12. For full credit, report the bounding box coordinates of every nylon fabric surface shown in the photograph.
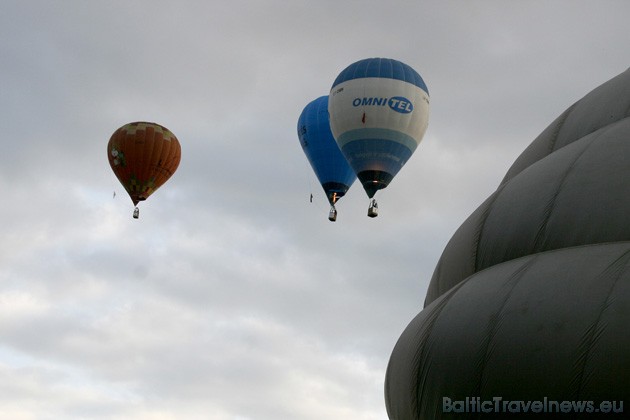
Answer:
[387,244,630,419]
[107,121,181,206]
[297,96,356,204]
[425,69,630,306]
[328,58,430,199]
[386,68,630,419]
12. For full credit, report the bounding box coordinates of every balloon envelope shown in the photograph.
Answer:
[386,243,630,419]
[328,58,430,198]
[297,96,356,205]
[424,67,630,306]
[107,121,181,206]
[385,68,630,419]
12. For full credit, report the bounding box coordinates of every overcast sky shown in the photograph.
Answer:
[1,1,629,419]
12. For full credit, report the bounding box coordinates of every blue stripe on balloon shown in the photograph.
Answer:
[331,58,428,94]
[336,128,418,152]
[341,138,413,178]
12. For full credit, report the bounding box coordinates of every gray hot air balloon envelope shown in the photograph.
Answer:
[385,67,630,419]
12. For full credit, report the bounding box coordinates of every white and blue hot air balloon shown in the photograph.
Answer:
[328,58,430,217]
[298,96,356,222]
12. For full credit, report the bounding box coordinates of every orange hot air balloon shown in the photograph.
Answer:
[107,121,181,218]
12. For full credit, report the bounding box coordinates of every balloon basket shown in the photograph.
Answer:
[368,199,378,218]
[328,206,338,222]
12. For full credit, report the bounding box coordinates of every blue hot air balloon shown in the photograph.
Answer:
[328,58,430,217]
[297,96,357,221]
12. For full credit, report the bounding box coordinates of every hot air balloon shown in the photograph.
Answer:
[328,58,430,217]
[385,68,630,419]
[298,96,356,221]
[107,121,181,219]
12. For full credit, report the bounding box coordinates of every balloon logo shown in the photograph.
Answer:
[298,96,356,221]
[107,121,181,218]
[328,57,429,217]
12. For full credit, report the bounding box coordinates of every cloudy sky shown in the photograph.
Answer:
[1,1,629,419]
